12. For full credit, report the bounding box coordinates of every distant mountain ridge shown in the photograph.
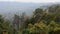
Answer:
[0,2,59,20]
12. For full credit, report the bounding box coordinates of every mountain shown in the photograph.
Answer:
[0,2,57,20]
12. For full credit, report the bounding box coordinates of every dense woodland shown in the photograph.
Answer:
[0,4,60,34]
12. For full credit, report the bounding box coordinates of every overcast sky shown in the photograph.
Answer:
[0,0,60,3]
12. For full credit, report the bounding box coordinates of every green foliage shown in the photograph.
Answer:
[22,21,47,34]
[22,21,60,34]
[1,4,60,34]
[0,15,14,34]
[29,8,44,24]
[21,5,60,34]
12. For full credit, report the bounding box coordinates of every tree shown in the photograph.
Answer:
[29,8,44,24]
[22,21,49,34]
[0,15,14,34]
[48,21,59,34]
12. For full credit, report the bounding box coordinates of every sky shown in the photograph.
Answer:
[0,0,60,3]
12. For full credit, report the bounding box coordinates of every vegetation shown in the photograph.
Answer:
[0,15,14,34]
[22,5,60,34]
[0,4,60,34]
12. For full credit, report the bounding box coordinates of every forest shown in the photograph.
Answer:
[0,4,60,34]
